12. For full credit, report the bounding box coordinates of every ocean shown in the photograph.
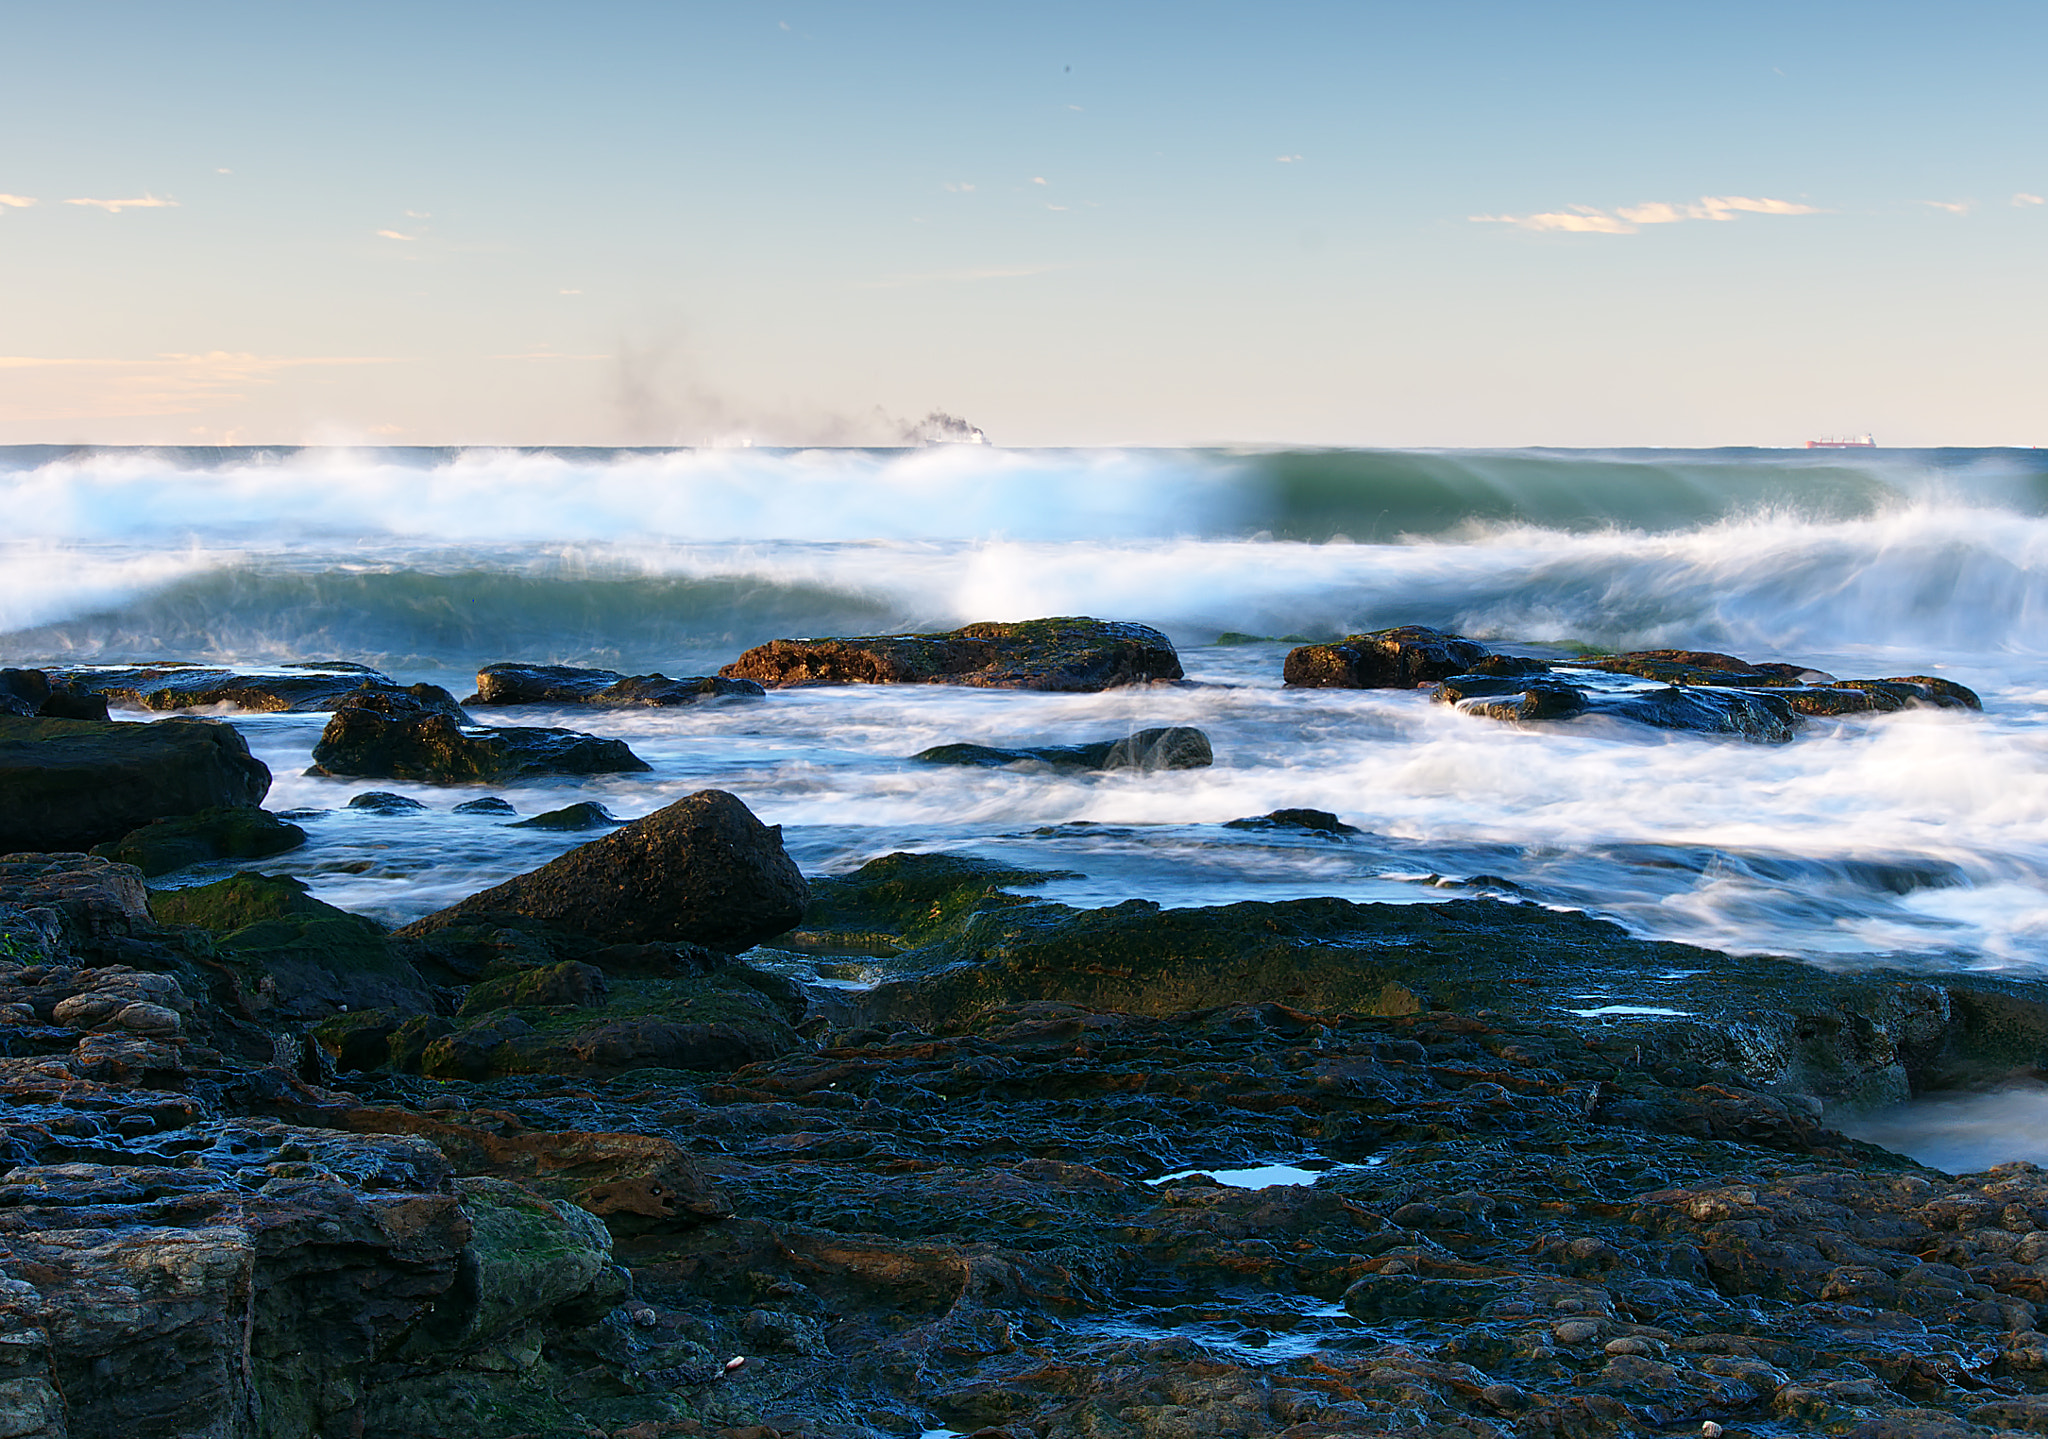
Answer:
[3,441,2044,983]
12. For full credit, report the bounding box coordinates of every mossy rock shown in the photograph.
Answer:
[153,872,431,1020]
[801,851,1075,948]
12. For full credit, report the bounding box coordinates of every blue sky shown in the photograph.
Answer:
[2,0,2043,446]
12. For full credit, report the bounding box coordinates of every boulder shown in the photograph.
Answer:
[306,684,649,784]
[89,804,306,877]
[468,663,765,707]
[1,668,109,720]
[398,789,808,952]
[1283,626,1511,688]
[47,660,394,712]
[0,715,271,853]
[913,726,1213,772]
[721,616,1182,691]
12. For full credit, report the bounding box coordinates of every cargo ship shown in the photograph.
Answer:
[1806,434,1876,448]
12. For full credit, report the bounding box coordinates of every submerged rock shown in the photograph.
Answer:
[914,725,1214,772]
[509,800,623,830]
[721,616,1183,690]
[1223,807,1362,834]
[89,804,306,876]
[468,662,767,706]
[399,789,808,952]
[345,790,426,813]
[306,683,650,784]
[0,715,272,853]
[46,660,394,712]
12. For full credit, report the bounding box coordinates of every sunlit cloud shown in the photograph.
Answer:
[0,194,37,209]
[2015,193,2046,206]
[1276,154,1303,163]
[559,288,583,295]
[942,181,975,193]
[376,229,417,241]
[492,350,606,361]
[64,194,180,213]
[0,351,405,422]
[1923,199,1972,214]
[1475,194,1822,235]
[1031,176,1048,186]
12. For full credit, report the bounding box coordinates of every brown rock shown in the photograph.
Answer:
[1283,626,1494,689]
[721,617,1181,691]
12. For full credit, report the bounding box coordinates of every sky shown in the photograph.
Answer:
[2,0,2044,448]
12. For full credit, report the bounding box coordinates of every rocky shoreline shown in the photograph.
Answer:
[0,620,2039,1439]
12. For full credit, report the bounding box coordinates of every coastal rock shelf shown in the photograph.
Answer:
[1287,626,1982,742]
[0,807,2046,1435]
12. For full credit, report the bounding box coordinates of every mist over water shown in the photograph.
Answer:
[4,443,2045,984]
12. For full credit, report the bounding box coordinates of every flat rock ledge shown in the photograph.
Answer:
[720,616,1184,691]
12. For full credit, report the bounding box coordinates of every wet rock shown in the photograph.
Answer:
[510,800,624,830]
[306,683,650,784]
[46,660,394,712]
[0,715,271,853]
[399,789,808,952]
[721,616,1183,691]
[1586,649,1826,687]
[1433,673,1591,722]
[1223,808,1363,835]
[1,668,109,720]
[453,796,517,815]
[90,804,307,877]
[1283,626,1502,689]
[1604,685,1799,742]
[469,663,766,706]
[914,726,1213,772]
[346,790,427,813]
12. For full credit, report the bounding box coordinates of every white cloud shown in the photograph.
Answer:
[1276,154,1303,163]
[215,168,232,175]
[1031,176,1048,186]
[559,288,583,295]
[1477,194,1822,235]
[943,181,975,193]
[404,209,430,219]
[1922,199,1972,214]
[64,194,179,212]
[376,229,416,241]
[2014,193,2044,207]
[0,194,35,209]
[1473,206,1637,234]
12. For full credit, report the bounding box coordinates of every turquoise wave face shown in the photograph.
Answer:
[3,443,2046,547]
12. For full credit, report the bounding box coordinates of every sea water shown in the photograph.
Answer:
[3,444,2043,985]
